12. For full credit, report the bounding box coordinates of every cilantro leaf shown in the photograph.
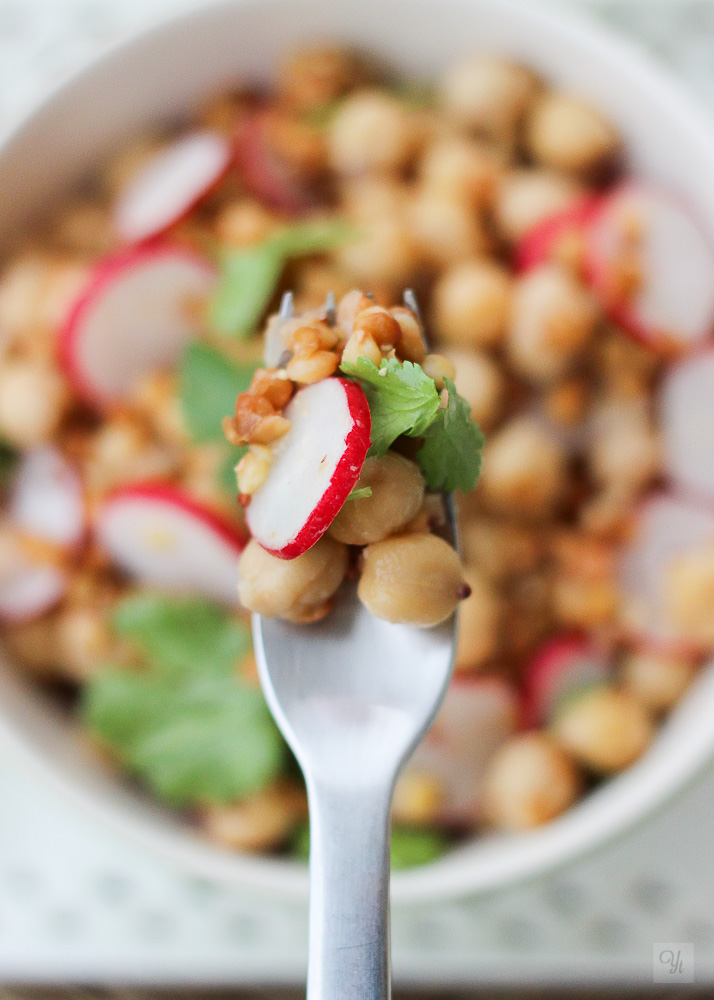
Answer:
[209,218,355,339]
[82,663,285,806]
[417,378,484,492]
[112,592,251,675]
[179,341,258,442]
[82,593,285,806]
[0,440,17,489]
[340,357,440,456]
[345,486,372,501]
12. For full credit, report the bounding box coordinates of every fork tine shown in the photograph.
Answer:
[324,291,337,326]
[403,288,430,350]
[279,290,294,319]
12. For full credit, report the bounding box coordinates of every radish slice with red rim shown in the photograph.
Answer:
[95,483,246,604]
[515,195,601,273]
[114,131,232,244]
[404,676,518,827]
[234,112,316,215]
[618,493,714,652]
[59,244,216,408]
[10,447,85,549]
[246,377,371,559]
[660,349,714,500]
[521,633,610,728]
[586,183,714,352]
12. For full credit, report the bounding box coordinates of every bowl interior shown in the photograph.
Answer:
[1,0,714,901]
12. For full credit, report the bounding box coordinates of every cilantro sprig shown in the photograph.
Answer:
[209,217,356,338]
[82,594,286,806]
[417,378,484,493]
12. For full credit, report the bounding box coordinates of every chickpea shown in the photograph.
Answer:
[340,176,408,221]
[392,771,443,825]
[419,137,500,208]
[328,90,416,174]
[461,516,540,582]
[130,371,189,447]
[334,216,417,288]
[279,47,360,111]
[56,605,113,681]
[358,533,467,627]
[622,650,698,714]
[236,445,272,496]
[664,544,714,648]
[84,417,180,496]
[494,168,583,243]
[391,306,426,364]
[442,349,504,428]
[407,189,486,267]
[214,199,278,248]
[552,574,618,628]
[508,264,598,384]
[421,353,456,390]
[455,567,501,672]
[296,261,352,307]
[238,535,348,622]
[341,329,382,368]
[589,400,660,494]
[336,289,373,337]
[329,453,425,545]
[201,782,307,852]
[553,687,655,773]
[483,732,581,831]
[0,358,69,448]
[432,260,511,348]
[441,56,539,143]
[526,91,619,175]
[544,377,588,427]
[480,417,566,519]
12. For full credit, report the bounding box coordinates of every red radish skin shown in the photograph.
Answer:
[247,378,371,559]
[521,633,610,728]
[115,131,232,244]
[10,447,86,550]
[515,195,602,273]
[585,182,714,353]
[404,675,518,827]
[96,483,246,604]
[234,112,316,215]
[58,244,216,409]
[618,491,714,654]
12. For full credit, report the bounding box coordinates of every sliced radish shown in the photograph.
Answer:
[660,349,714,499]
[521,633,611,728]
[0,526,66,622]
[618,493,714,651]
[10,447,85,549]
[95,483,246,604]
[247,378,370,558]
[114,131,232,244]
[404,676,518,827]
[58,244,216,408]
[234,112,315,215]
[586,182,714,352]
[516,195,601,272]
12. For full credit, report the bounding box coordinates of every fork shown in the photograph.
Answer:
[252,291,457,1000]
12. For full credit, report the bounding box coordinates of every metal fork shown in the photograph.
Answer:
[253,291,457,1000]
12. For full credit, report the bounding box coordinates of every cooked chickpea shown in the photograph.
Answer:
[286,349,339,384]
[483,732,581,830]
[328,90,416,174]
[664,544,714,648]
[84,418,180,495]
[334,216,417,288]
[455,567,501,672]
[552,574,618,628]
[358,533,467,626]
[508,264,598,384]
[391,306,426,364]
[236,445,273,496]
[622,650,698,714]
[214,199,278,248]
[480,417,566,518]
[56,605,113,681]
[340,176,408,221]
[341,329,382,367]
[421,353,456,390]
[526,91,619,175]
[494,169,583,243]
[392,771,443,825]
[238,535,348,622]
[279,47,359,111]
[0,358,69,448]
[589,400,660,494]
[432,260,511,348]
[461,517,540,582]
[407,189,486,267]
[441,56,539,143]
[544,377,588,427]
[352,305,401,348]
[130,371,189,447]
[419,137,500,207]
[329,453,425,546]
[200,782,307,852]
[553,687,655,773]
[443,349,504,428]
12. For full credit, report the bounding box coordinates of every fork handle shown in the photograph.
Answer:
[306,782,392,1000]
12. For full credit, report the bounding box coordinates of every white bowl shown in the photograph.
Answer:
[1,0,714,903]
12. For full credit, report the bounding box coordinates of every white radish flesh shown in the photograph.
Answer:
[10,447,85,549]
[660,350,714,499]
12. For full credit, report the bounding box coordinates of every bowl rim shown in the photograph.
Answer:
[2,0,714,902]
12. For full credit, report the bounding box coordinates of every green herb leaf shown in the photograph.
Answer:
[345,486,373,501]
[0,440,17,489]
[340,357,440,456]
[83,594,285,806]
[209,218,356,339]
[291,822,448,869]
[112,592,251,675]
[179,342,258,442]
[417,378,484,492]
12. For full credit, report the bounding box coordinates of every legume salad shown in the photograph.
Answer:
[0,45,712,860]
